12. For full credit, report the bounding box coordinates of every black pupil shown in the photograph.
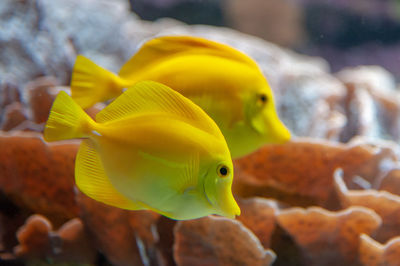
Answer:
[260,94,267,103]
[219,167,228,176]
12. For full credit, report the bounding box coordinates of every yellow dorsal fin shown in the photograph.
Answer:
[119,35,259,78]
[96,81,222,139]
[75,139,144,210]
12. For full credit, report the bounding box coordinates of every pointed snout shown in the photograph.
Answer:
[216,186,241,218]
[272,123,291,144]
[264,111,291,144]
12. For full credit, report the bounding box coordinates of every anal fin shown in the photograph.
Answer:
[75,139,144,210]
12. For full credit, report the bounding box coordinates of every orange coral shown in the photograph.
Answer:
[236,197,279,249]
[14,214,96,263]
[174,215,276,266]
[24,76,60,124]
[0,102,28,131]
[14,214,52,259]
[277,206,381,265]
[378,167,400,196]
[234,138,398,208]
[334,169,400,242]
[0,81,20,113]
[3,71,400,265]
[0,132,79,225]
[1,76,102,132]
[359,234,400,266]
[77,192,160,266]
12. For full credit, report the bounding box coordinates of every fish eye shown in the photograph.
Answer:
[217,164,229,178]
[258,93,268,104]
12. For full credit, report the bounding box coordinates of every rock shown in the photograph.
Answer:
[0,0,148,85]
[276,72,346,139]
[336,66,400,142]
[336,66,398,94]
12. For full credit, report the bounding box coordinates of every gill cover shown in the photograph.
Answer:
[203,162,240,218]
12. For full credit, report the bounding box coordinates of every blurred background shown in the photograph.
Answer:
[130,0,400,80]
[2,1,400,265]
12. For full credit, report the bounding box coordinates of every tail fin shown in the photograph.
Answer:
[70,55,126,109]
[44,91,94,142]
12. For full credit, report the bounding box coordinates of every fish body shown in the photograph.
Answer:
[44,81,240,220]
[71,35,291,158]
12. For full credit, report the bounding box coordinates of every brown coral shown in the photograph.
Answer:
[277,206,381,265]
[173,215,276,266]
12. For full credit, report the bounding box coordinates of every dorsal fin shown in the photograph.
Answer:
[119,35,259,78]
[96,81,222,139]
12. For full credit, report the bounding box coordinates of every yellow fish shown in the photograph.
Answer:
[44,81,240,220]
[71,35,290,158]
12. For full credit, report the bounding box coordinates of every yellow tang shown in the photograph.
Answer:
[71,35,291,158]
[44,81,240,220]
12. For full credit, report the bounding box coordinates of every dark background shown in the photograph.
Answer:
[130,0,400,80]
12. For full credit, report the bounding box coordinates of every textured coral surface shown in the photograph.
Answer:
[2,0,400,265]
